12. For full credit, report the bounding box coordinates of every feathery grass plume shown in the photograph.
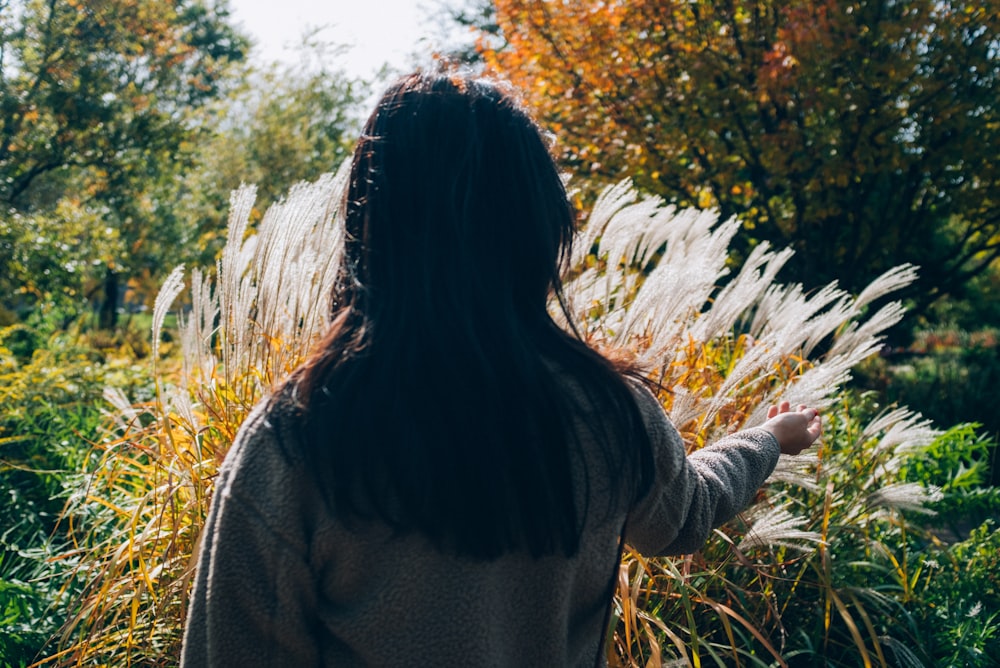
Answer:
[829,406,940,478]
[862,406,922,441]
[866,483,944,515]
[179,267,219,398]
[562,180,914,444]
[151,265,185,363]
[876,413,939,455]
[738,505,825,552]
[560,181,958,666]
[853,264,920,310]
[766,453,822,493]
[101,386,139,431]
[46,167,350,665]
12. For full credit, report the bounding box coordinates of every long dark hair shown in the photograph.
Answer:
[289,72,652,559]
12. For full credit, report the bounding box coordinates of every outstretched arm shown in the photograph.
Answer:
[625,384,821,556]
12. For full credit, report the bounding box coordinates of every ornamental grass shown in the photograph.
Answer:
[40,170,988,666]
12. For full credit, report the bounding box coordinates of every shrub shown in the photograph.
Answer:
[916,520,1000,666]
[903,422,1000,531]
[0,323,148,665]
[602,392,1000,667]
[560,185,996,667]
[46,173,349,665]
[46,174,992,666]
[872,327,1000,486]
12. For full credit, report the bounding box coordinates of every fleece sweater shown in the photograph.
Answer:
[180,380,780,667]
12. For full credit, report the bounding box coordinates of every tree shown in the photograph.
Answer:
[172,36,366,268]
[0,0,248,325]
[482,1,1000,311]
[431,0,501,65]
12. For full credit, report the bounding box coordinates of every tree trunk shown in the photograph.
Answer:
[99,268,119,329]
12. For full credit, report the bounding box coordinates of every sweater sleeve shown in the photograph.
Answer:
[181,405,321,668]
[624,381,780,556]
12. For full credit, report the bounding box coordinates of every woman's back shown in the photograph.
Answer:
[183,379,625,666]
[182,367,786,667]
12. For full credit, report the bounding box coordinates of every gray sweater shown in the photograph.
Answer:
[180,381,779,667]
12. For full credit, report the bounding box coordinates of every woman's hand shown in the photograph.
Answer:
[761,401,822,456]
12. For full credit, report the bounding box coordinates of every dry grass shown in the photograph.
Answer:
[42,173,934,666]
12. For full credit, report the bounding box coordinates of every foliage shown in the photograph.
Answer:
[45,172,350,665]
[607,395,1000,667]
[924,262,1000,333]
[0,321,149,665]
[432,0,502,65]
[0,0,248,324]
[481,0,1000,311]
[0,199,118,318]
[559,182,1000,666]
[45,172,936,665]
[857,327,1000,485]
[917,520,1000,666]
[173,36,366,267]
[904,423,1000,521]
[0,5,365,328]
[229,45,362,211]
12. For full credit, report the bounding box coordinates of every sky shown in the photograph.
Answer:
[226,0,450,81]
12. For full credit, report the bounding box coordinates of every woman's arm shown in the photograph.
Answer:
[624,383,819,556]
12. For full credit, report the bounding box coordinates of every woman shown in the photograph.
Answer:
[181,72,820,667]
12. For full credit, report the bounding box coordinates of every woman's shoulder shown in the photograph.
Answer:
[220,388,311,494]
[620,375,671,427]
[550,359,666,423]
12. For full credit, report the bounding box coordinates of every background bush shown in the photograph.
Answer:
[0,321,150,665]
[857,327,1000,486]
